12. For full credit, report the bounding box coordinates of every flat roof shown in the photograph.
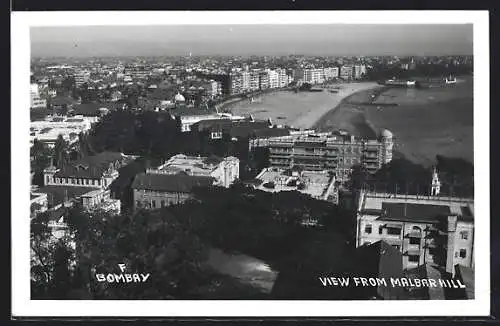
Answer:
[154,154,229,176]
[254,168,335,199]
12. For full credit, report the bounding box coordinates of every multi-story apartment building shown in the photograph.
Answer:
[276,68,288,88]
[241,71,251,92]
[230,71,243,95]
[259,71,270,90]
[324,67,340,80]
[340,65,354,80]
[268,69,279,89]
[355,188,474,275]
[265,129,394,182]
[131,154,239,209]
[249,70,260,91]
[294,68,324,85]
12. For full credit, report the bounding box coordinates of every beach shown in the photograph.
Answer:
[229,82,383,129]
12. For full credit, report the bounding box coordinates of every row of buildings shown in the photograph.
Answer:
[229,68,291,95]
[228,64,367,95]
[293,64,367,85]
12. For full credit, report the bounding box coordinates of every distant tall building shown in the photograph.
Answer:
[340,65,354,80]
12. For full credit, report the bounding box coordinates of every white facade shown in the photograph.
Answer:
[324,67,339,80]
[30,115,98,147]
[268,70,279,89]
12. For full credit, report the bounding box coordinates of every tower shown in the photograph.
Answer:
[430,167,441,196]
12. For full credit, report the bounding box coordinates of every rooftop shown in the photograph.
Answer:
[359,191,474,223]
[54,151,130,179]
[151,154,234,177]
[254,167,335,200]
[131,172,214,193]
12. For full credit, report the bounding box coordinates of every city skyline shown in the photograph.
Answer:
[31,24,473,58]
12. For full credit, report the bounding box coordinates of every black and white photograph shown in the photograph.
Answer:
[11,11,490,317]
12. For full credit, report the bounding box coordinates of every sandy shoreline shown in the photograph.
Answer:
[229,82,383,129]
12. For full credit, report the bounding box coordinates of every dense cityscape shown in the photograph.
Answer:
[30,48,475,300]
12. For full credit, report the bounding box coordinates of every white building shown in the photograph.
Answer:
[30,115,98,148]
[268,70,279,89]
[324,67,340,80]
[30,83,47,109]
[355,190,474,274]
[148,153,240,188]
[254,167,338,204]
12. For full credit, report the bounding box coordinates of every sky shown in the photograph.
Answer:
[30,24,473,57]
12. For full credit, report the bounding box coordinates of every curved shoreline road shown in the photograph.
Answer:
[229,82,382,130]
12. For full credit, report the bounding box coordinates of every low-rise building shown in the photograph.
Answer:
[131,173,214,209]
[147,154,240,188]
[253,167,338,204]
[131,154,240,210]
[43,151,134,190]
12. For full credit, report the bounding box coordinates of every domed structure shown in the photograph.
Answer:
[174,92,185,102]
[380,129,393,138]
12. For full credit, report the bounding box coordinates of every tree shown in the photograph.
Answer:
[31,139,53,186]
[53,135,69,168]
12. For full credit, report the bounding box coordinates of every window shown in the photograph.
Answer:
[161,200,165,208]
[365,224,372,234]
[408,255,420,263]
[460,231,469,240]
[409,237,420,245]
[459,249,467,258]
[77,179,80,185]
[152,200,156,208]
[378,226,383,234]
[86,179,89,185]
[71,179,75,184]
[387,227,401,235]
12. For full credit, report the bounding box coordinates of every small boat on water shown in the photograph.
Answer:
[445,75,457,84]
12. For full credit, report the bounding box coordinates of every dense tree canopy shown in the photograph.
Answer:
[348,157,473,198]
